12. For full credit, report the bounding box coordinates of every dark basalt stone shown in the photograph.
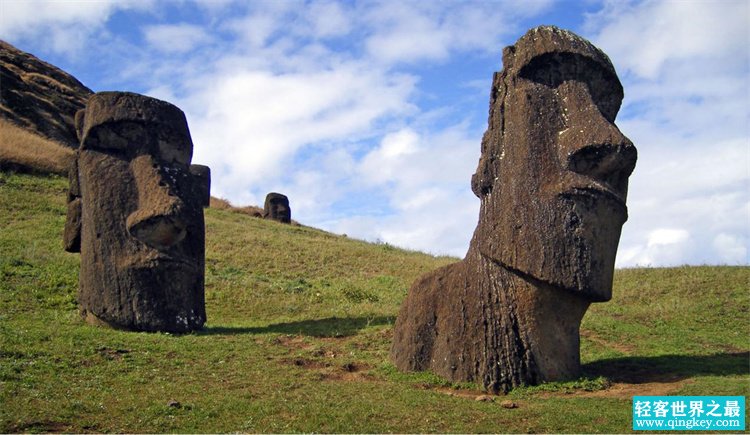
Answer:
[391,26,637,392]
[64,91,211,333]
[263,192,291,224]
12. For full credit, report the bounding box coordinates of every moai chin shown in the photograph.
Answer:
[263,192,291,223]
[390,26,637,392]
[64,92,211,333]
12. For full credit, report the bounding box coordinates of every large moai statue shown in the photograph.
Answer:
[391,26,637,392]
[263,192,291,223]
[64,92,211,332]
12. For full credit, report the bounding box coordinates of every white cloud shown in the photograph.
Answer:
[364,3,451,64]
[615,136,749,267]
[0,0,152,56]
[307,0,352,38]
[361,0,555,65]
[345,123,481,256]
[185,65,417,202]
[647,228,690,247]
[712,233,748,265]
[589,0,749,79]
[360,129,421,184]
[143,23,213,54]
[360,124,478,188]
[331,188,478,257]
[226,11,280,49]
[192,0,236,13]
[617,228,694,267]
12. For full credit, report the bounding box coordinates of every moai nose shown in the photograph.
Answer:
[126,154,187,249]
[557,81,637,194]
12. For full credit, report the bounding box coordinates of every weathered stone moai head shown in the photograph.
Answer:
[390,26,637,392]
[263,192,291,223]
[64,92,210,332]
[471,25,636,301]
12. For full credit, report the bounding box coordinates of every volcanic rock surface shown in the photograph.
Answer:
[65,92,210,333]
[0,40,93,148]
[391,26,637,392]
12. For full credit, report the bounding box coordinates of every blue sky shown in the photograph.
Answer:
[1,0,748,266]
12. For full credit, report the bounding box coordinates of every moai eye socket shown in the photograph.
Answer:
[81,121,151,154]
[519,52,623,122]
[157,127,192,166]
[81,121,193,165]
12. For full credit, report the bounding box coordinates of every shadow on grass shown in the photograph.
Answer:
[583,351,749,383]
[198,315,395,338]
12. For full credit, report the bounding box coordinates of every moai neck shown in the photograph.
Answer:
[472,247,591,387]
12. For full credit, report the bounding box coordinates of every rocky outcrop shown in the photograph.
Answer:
[391,26,637,392]
[0,40,93,148]
[65,92,210,333]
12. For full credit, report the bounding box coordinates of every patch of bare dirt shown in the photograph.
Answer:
[280,355,377,383]
[96,346,130,361]
[320,362,377,382]
[280,357,331,370]
[421,386,522,408]
[429,386,490,400]
[8,420,73,433]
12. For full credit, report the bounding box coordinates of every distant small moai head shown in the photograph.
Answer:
[471,25,637,301]
[64,91,210,332]
[263,192,291,223]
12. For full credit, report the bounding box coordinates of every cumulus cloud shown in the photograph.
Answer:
[0,0,152,56]
[712,233,748,265]
[613,124,748,267]
[143,23,213,54]
[307,1,352,38]
[362,0,554,65]
[332,189,478,257]
[185,65,417,204]
[589,0,748,79]
[343,123,480,256]
[617,228,693,267]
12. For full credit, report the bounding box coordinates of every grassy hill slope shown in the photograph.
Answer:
[1,172,748,433]
[0,119,74,175]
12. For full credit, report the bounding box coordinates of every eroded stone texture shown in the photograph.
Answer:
[263,192,291,223]
[0,40,93,147]
[391,26,637,392]
[64,92,211,332]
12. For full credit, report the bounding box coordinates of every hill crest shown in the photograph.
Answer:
[0,40,93,147]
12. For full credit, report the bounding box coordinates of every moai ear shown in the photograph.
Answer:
[189,164,211,208]
[471,144,495,198]
[470,72,505,199]
[74,109,85,143]
[63,155,81,253]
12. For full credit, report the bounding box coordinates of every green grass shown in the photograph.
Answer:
[1,172,748,433]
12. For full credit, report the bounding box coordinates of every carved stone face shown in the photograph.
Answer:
[65,92,210,332]
[471,27,637,301]
[264,192,291,223]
